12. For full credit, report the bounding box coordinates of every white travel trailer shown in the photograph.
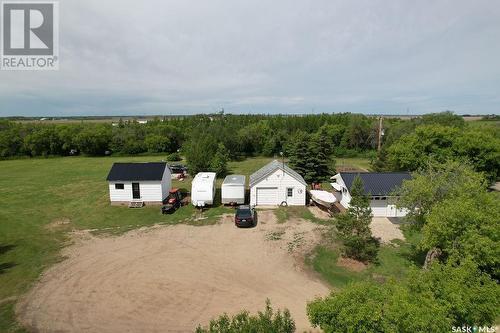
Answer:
[191,172,217,207]
[221,175,246,205]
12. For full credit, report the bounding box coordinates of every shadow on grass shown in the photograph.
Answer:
[0,244,17,275]
[0,245,15,256]
[0,262,16,275]
[399,243,426,267]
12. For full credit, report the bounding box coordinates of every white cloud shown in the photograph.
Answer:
[0,0,499,115]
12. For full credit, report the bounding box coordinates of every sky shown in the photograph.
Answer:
[1,0,500,116]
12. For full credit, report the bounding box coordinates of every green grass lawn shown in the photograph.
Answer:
[307,225,424,289]
[0,155,275,331]
[335,157,373,171]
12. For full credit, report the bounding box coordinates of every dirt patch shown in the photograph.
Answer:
[307,206,332,220]
[17,211,329,332]
[370,217,405,244]
[260,212,327,265]
[45,217,71,230]
[337,257,367,272]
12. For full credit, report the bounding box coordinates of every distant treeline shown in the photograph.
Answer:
[0,112,498,181]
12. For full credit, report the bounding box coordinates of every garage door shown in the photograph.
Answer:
[256,187,279,205]
[370,200,387,217]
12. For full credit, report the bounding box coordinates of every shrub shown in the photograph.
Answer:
[196,300,295,333]
[166,152,181,161]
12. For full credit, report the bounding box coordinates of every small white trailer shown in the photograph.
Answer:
[221,175,246,205]
[191,172,217,207]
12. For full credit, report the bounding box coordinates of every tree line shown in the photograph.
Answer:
[1,111,498,182]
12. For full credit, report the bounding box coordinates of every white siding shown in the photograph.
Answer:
[109,181,164,202]
[250,169,306,206]
[108,166,171,204]
[385,204,408,217]
[331,174,351,208]
[161,166,172,199]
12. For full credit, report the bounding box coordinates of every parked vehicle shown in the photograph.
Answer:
[191,172,217,207]
[221,175,246,205]
[169,164,187,179]
[234,205,257,227]
[161,188,183,214]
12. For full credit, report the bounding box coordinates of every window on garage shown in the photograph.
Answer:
[287,188,293,197]
[115,183,124,190]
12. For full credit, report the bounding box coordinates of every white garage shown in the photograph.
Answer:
[370,198,388,216]
[250,160,307,207]
[331,172,411,217]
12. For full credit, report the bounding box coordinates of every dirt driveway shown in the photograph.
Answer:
[17,211,329,332]
[370,217,405,243]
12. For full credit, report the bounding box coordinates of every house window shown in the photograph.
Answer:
[115,183,124,190]
[287,188,293,197]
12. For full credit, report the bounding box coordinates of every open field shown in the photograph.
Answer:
[0,155,414,331]
[6,115,494,124]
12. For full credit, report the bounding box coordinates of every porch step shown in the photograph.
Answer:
[128,201,144,208]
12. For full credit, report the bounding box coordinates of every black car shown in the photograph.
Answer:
[235,205,257,227]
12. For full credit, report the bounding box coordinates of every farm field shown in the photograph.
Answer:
[0,155,413,332]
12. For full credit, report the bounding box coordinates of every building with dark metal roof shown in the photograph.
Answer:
[106,162,172,205]
[106,162,168,181]
[338,172,411,196]
[331,172,411,217]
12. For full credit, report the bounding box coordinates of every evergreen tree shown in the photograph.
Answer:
[287,131,311,180]
[210,143,229,176]
[336,175,379,262]
[288,131,334,183]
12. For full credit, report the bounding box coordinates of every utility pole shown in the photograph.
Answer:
[377,116,383,152]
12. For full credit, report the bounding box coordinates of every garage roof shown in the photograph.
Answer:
[250,160,307,186]
[106,162,167,181]
[339,172,411,196]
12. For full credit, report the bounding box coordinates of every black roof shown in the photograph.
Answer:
[106,162,167,181]
[340,172,411,196]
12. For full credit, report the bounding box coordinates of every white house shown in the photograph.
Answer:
[191,172,217,207]
[106,162,171,205]
[330,172,411,217]
[249,160,306,207]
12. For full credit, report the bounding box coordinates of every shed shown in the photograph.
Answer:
[249,160,306,207]
[191,172,217,207]
[106,162,172,205]
[331,172,411,217]
[221,175,246,205]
